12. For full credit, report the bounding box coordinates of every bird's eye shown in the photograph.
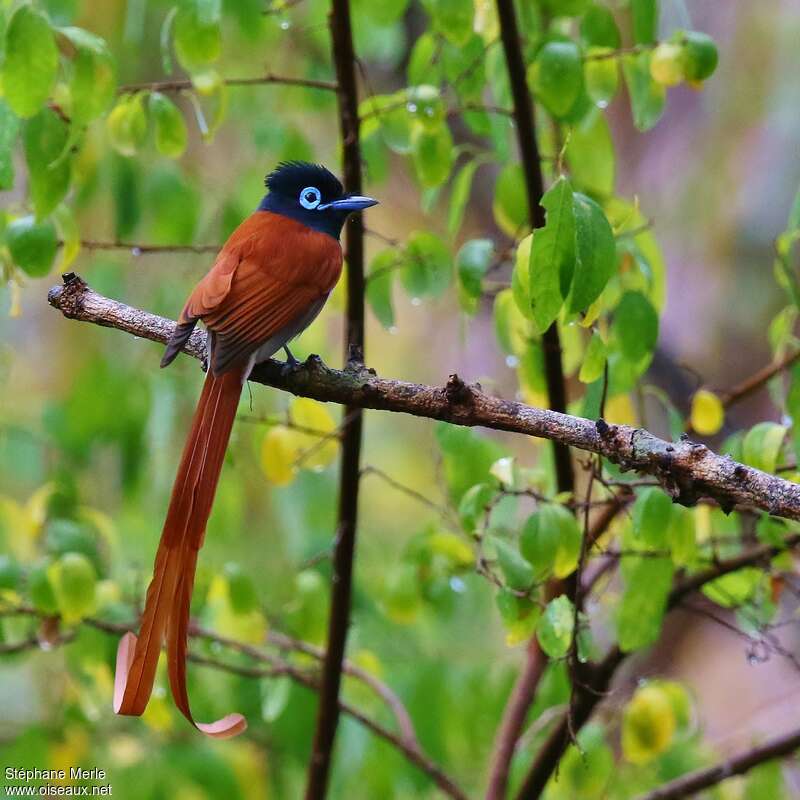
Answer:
[299,186,321,210]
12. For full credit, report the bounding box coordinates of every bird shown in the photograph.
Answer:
[112,161,377,738]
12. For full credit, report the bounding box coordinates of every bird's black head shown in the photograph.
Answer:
[258,161,378,239]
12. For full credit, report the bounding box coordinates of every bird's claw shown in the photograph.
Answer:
[280,346,301,377]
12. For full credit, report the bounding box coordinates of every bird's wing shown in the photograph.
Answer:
[179,212,342,374]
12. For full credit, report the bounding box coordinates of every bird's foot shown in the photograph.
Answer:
[280,347,302,377]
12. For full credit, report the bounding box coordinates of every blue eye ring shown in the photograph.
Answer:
[299,186,321,210]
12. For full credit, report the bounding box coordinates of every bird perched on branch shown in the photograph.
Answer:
[113,161,377,738]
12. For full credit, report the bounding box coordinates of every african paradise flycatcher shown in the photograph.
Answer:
[113,161,377,738]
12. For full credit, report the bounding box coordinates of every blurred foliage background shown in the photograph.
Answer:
[1,0,800,798]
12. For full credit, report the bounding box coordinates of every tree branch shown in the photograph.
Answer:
[635,726,800,800]
[487,1,574,792]
[74,240,221,255]
[513,531,800,799]
[1,606,466,799]
[304,2,366,797]
[117,73,338,95]
[47,273,800,524]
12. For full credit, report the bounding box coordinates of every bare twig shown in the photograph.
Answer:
[268,629,420,749]
[304,2,366,797]
[73,240,221,255]
[0,606,464,798]
[47,274,800,524]
[634,726,800,800]
[486,2,575,794]
[513,532,800,799]
[718,349,800,409]
[118,73,338,95]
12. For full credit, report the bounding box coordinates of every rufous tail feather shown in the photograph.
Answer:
[113,369,247,738]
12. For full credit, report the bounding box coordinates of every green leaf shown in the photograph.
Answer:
[742,422,787,474]
[631,0,658,45]
[174,0,222,71]
[584,50,619,107]
[612,291,659,363]
[401,231,451,298]
[529,40,584,119]
[580,4,621,49]
[360,93,413,154]
[622,52,666,132]
[411,122,454,189]
[617,557,674,651]
[457,238,493,314]
[632,487,673,548]
[6,215,58,277]
[529,176,575,332]
[366,249,397,328]
[493,537,534,592]
[458,482,496,533]
[537,594,575,658]
[49,551,97,625]
[0,101,20,190]
[448,159,478,238]
[421,0,473,46]
[59,26,117,124]
[493,288,530,356]
[224,563,258,614]
[407,32,441,86]
[682,31,719,82]
[106,94,148,157]
[565,109,615,196]
[568,193,616,313]
[23,109,72,218]
[442,34,486,102]
[579,332,607,383]
[558,723,614,797]
[744,761,784,800]
[149,91,188,158]
[436,422,506,502]
[702,567,762,608]
[28,561,58,615]
[511,234,532,318]
[520,503,582,580]
[493,163,529,238]
[2,5,59,118]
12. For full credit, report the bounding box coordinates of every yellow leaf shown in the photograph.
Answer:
[290,397,338,470]
[260,425,300,485]
[428,531,474,567]
[690,389,724,435]
[622,685,676,764]
[605,393,636,426]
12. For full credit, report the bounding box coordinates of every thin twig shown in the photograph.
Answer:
[513,532,800,799]
[73,240,221,255]
[117,73,338,95]
[46,274,800,525]
[485,2,574,795]
[0,606,464,798]
[303,2,366,797]
[634,726,800,800]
